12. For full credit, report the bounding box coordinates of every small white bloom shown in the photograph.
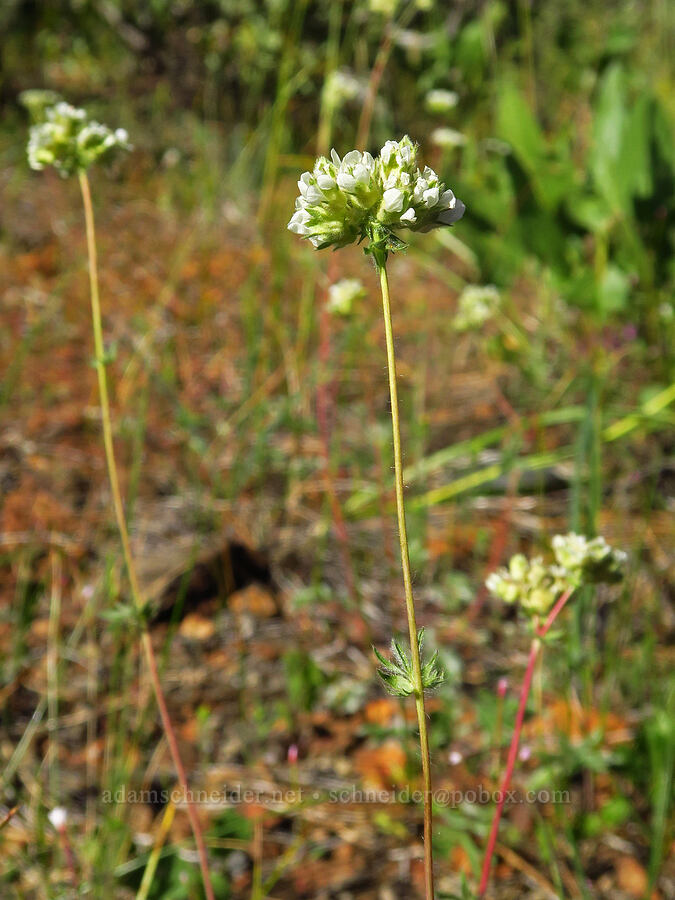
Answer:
[431,127,467,149]
[337,172,357,191]
[383,188,404,212]
[423,185,440,207]
[327,278,366,316]
[425,89,459,114]
[400,207,417,224]
[454,285,500,331]
[48,807,68,829]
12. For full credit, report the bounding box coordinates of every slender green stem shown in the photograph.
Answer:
[378,261,435,900]
[78,171,215,900]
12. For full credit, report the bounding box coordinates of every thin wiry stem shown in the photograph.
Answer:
[78,171,215,900]
[378,262,435,900]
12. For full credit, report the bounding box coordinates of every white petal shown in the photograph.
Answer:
[400,207,417,223]
[337,172,357,190]
[342,149,362,166]
[439,189,456,208]
[383,188,404,212]
[423,186,440,207]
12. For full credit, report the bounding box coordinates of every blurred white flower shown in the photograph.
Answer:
[431,127,467,150]
[323,69,363,108]
[425,89,459,115]
[486,533,626,618]
[48,807,68,829]
[552,533,626,584]
[454,285,500,331]
[27,101,131,177]
[327,278,365,316]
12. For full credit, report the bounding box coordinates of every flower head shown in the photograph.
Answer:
[288,135,464,252]
[552,533,626,585]
[486,533,626,620]
[48,807,68,829]
[327,278,366,316]
[454,284,500,331]
[486,554,570,616]
[425,89,459,115]
[27,101,131,178]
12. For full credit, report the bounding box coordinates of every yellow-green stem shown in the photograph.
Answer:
[78,171,215,900]
[378,262,435,900]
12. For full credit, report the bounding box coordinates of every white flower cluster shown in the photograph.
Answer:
[552,533,626,585]
[454,284,500,331]
[486,532,625,617]
[327,278,366,316]
[486,553,570,616]
[425,89,459,114]
[288,135,464,251]
[432,127,467,150]
[27,101,131,177]
[323,69,363,109]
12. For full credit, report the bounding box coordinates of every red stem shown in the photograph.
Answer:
[477,587,574,895]
[538,586,574,638]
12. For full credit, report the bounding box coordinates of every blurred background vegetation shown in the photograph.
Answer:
[0,1,673,898]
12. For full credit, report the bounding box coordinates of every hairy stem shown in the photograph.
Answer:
[78,171,215,900]
[378,262,435,900]
[478,586,575,895]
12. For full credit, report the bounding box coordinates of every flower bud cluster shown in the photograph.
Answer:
[288,135,464,251]
[27,101,131,177]
[486,554,571,616]
[552,533,626,585]
[486,532,625,617]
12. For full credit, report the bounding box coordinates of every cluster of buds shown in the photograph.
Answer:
[288,136,464,252]
[26,99,130,177]
[486,532,625,618]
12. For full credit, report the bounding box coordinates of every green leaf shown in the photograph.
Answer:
[497,80,546,174]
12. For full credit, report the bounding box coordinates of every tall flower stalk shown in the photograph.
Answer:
[289,135,464,900]
[478,534,626,895]
[26,99,215,900]
[377,256,435,899]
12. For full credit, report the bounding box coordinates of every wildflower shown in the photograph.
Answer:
[454,284,500,331]
[449,750,463,765]
[431,127,467,150]
[27,101,131,177]
[323,69,363,109]
[552,533,626,585]
[425,89,459,115]
[486,533,626,618]
[48,807,68,830]
[486,554,570,616]
[288,135,464,252]
[327,278,365,316]
[497,677,508,698]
